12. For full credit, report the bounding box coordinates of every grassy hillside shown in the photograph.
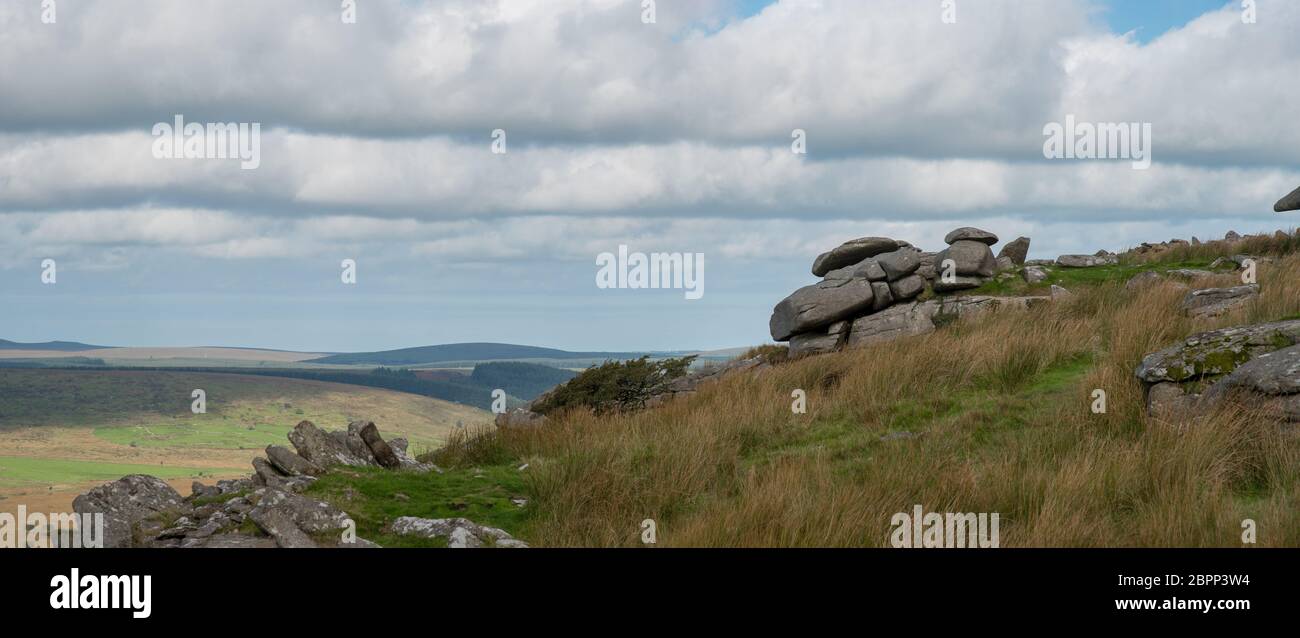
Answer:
[0,369,494,516]
[322,230,1300,547]
[309,342,647,366]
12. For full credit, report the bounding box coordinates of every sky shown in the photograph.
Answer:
[1,0,1297,352]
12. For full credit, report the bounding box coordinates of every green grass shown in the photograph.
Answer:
[93,420,292,450]
[305,464,531,548]
[0,455,234,488]
[968,258,1225,298]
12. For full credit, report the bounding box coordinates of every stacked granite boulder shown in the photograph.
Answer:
[771,227,1032,357]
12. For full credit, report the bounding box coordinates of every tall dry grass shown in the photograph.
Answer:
[494,248,1300,547]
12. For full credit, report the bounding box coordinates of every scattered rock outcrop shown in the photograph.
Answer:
[1135,320,1300,421]
[73,420,442,548]
[770,227,1032,353]
[388,516,528,548]
[1181,284,1259,318]
[1056,253,1118,268]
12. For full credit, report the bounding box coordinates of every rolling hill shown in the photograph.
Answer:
[0,339,106,351]
[308,342,648,366]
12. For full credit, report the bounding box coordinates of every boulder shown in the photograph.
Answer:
[847,301,940,347]
[944,227,998,246]
[1022,266,1049,284]
[915,252,939,280]
[935,240,997,278]
[870,281,894,312]
[1166,269,1215,279]
[1050,285,1072,299]
[72,475,189,548]
[931,275,985,292]
[769,277,875,341]
[288,420,372,467]
[1274,185,1300,212]
[1217,344,1300,395]
[247,487,354,548]
[997,237,1030,266]
[1124,271,1162,291]
[353,420,401,469]
[1135,320,1300,384]
[789,321,849,358]
[888,274,925,300]
[388,516,528,548]
[825,257,887,282]
[1225,230,1242,241]
[1182,284,1259,318]
[1056,254,1118,268]
[994,256,1015,272]
[811,237,899,277]
[1145,382,1201,421]
[265,445,324,477]
[875,248,922,281]
[190,481,221,500]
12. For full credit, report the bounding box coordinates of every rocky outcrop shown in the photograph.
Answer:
[1136,320,1300,421]
[388,516,529,548]
[1056,253,1118,268]
[73,420,441,548]
[72,475,189,549]
[997,237,1031,266]
[810,237,899,277]
[770,227,1035,353]
[1181,284,1259,318]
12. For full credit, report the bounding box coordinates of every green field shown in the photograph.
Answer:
[0,456,232,488]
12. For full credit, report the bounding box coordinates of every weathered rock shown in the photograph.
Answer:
[869,281,893,312]
[190,481,221,500]
[190,534,279,549]
[353,421,401,469]
[1225,230,1242,241]
[1056,254,1118,268]
[994,256,1015,273]
[1182,284,1259,318]
[388,517,528,548]
[789,321,849,358]
[1124,271,1162,291]
[811,237,899,277]
[1022,266,1049,284]
[72,475,189,549]
[888,274,925,301]
[847,301,939,347]
[997,236,1030,266]
[825,257,887,282]
[1135,320,1300,384]
[288,420,372,467]
[944,227,998,246]
[875,248,922,281]
[1274,186,1300,212]
[496,408,547,429]
[915,252,938,280]
[1025,259,1055,267]
[935,240,997,278]
[247,488,353,548]
[266,445,324,477]
[1145,382,1201,421]
[1050,284,1072,300]
[931,275,984,292]
[1218,344,1300,395]
[1166,269,1215,279]
[769,277,875,341]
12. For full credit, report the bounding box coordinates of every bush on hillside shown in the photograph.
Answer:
[530,355,696,416]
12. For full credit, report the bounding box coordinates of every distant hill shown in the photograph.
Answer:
[0,339,106,351]
[309,342,648,366]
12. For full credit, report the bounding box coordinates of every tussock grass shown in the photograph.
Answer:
[440,242,1300,547]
